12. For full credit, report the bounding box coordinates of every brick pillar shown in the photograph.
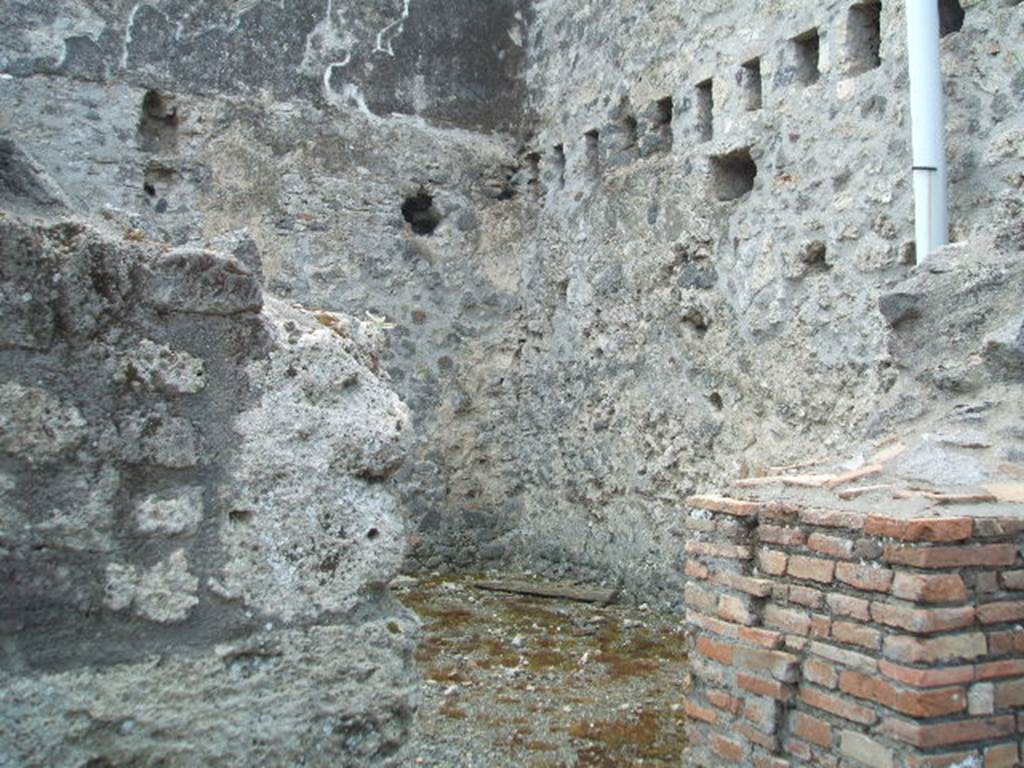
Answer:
[681,494,1024,768]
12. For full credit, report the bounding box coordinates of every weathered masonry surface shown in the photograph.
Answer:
[683,493,1024,767]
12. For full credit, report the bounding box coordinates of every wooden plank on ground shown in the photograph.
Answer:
[473,580,617,605]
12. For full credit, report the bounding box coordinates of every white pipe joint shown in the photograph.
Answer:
[906,0,950,261]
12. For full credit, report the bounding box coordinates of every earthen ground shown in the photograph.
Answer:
[395,575,689,767]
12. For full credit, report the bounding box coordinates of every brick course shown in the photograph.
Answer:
[681,494,1024,767]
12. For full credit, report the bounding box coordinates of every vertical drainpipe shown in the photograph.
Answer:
[906,0,950,262]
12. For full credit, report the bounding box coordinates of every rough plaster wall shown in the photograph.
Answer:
[0,1,517,761]
[0,0,529,133]
[0,0,537,577]
[0,197,418,763]
[505,0,1024,603]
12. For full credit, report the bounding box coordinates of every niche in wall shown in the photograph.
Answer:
[791,29,821,85]
[938,0,965,36]
[653,96,674,137]
[584,130,600,179]
[739,58,763,110]
[695,80,714,142]
[846,1,882,75]
[551,144,566,189]
[138,89,179,153]
[710,148,757,201]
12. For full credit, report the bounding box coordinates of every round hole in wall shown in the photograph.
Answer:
[401,190,442,235]
[367,527,380,540]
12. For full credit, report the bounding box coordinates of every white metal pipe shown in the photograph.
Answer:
[906,0,950,261]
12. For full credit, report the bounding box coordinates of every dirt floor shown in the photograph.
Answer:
[395,574,689,767]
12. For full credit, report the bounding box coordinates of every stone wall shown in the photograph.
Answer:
[0,0,537,580]
[682,493,1024,768]
[0,203,419,764]
[498,0,1024,601]
[1,0,1021,608]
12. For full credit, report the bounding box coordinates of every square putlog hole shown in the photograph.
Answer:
[846,1,882,76]
[939,0,965,36]
[740,58,763,110]
[710,148,757,201]
[791,29,821,85]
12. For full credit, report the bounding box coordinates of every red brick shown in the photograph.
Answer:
[737,625,785,649]
[865,515,973,542]
[883,544,1018,569]
[687,609,739,639]
[684,583,718,613]
[759,524,806,546]
[984,742,1020,768]
[788,555,836,584]
[977,601,1024,625]
[738,672,795,701]
[733,647,800,682]
[993,678,1024,708]
[987,630,1024,656]
[891,572,969,604]
[975,659,1024,681]
[696,635,734,665]
[687,494,763,516]
[686,540,753,559]
[783,738,813,761]
[883,633,988,664]
[684,560,709,579]
[803,658,839,688]
[839,669,966,717]
[759,501,803,522]
[1000,570,1024,591]
[719,594,757,625]
[807,532,855,559]
[870,602,976,633]
[759,549,788,576]
[880,715,1015,748]
[736,721,778,750]
[754,757,791,768]
[789,584,824,608]
[791,711,833,748]
[878,659,975,688]
[810,614,831,638]
[825,593,870,621]
[706,687,744,714]
[831,620,881,650]
[684,700,718,724]
[835,562,894,593]
[765,604,811,636]
[799,686,878,725]
[709,731,748,762]
[797,507,864,530]
[710,570,774,597]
